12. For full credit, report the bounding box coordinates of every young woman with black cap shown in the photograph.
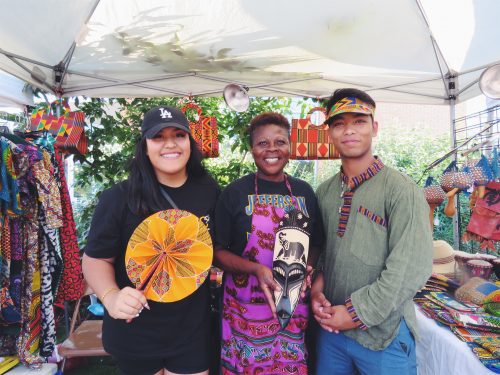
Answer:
[82,106,220,375]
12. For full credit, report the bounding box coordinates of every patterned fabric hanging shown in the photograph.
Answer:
[0,216,20,324]
[38,210,57,357]
[0,139,22,216]
[0,133,85,364]
[33,150,63,229]
[33,149,64,357]
[16,215,44,367]
[53,150,84,303]
[9,219,23,313]
[15,145,44,367]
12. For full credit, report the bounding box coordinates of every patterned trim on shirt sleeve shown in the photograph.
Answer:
[345,297,368,330]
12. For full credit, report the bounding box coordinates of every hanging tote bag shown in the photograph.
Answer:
[467,181,500,241]
[56,110,88,156]
[181,103,219,158]
[290,107,339,160]
[30,100,88,156]
[30,100,70,134]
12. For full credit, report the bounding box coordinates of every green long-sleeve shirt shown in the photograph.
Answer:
[316,161,433,350]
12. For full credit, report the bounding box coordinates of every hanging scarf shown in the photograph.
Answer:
[33,149,63,229]
[37,209,57,357]
[0,138,22,216]
[32,150,63,357]
[15,143,44,367]
[0,215,21,324]
[53,150,84,303]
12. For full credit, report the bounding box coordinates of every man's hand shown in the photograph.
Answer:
[311,291,337,332]
[320,305,357,333]
[255,264,280,319]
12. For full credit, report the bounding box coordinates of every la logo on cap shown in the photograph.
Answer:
[159,108,172,119]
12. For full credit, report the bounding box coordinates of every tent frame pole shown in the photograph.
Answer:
[2,54,54,93]
[447,74,460,249]
[63,72,323,98]
[321,77,446,101]
[64,72,196,96]
[56,0,101,93]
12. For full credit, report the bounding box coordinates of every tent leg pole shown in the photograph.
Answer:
[450,98,460,249]
[314,160,318,188]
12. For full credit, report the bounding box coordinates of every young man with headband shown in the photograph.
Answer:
[311,88,433,374]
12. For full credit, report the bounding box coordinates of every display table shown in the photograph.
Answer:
[415,305,495,375]
[5,363,57,375]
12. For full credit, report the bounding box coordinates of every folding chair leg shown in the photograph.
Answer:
[59,357,66,374]
[64,301,71,337]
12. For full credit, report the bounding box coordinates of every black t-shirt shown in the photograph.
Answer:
[215,173,323,256]
[84,174,220,359]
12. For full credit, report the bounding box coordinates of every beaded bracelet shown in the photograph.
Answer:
[100,287,119,302]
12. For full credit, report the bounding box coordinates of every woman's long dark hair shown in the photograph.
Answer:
[127,135,208,215]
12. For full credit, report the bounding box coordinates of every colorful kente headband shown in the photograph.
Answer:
[326,97,375,123]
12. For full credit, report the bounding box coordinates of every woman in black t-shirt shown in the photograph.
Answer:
[83,106,219,375]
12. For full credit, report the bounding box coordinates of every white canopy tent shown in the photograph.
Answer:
[0,0,499,104]
[1,0,499,247]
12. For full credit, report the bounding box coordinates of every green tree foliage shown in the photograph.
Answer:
[73,96,292,245]
[72,97,457,248]
[374,127,467,245]
[76,96,293,187]
[375,127,450,183]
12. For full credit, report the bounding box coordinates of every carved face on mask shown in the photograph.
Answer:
[272,208,310,329]
[273,260,306,327]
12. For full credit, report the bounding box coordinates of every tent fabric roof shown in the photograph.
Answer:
[0,70,34,108]
[0,0,499,104]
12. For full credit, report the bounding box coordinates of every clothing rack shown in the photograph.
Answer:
[419,105,500,252]
[453,105,500,254]
[454,104,500,160]
[0,132,85,368]
[421,105,500,176]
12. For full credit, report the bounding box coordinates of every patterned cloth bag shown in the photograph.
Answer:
[181,103,219,158]
[30,101,68,135]
[467,182,500,241]
[53,150,85,303]
[290,107,339,160]
[30,100,88,156]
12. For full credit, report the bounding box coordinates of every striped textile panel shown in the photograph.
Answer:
[200,117,219,157]
[357,206,387,228]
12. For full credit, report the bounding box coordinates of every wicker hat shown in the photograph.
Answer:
[432,240,458,278]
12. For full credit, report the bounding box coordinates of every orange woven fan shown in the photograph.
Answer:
[125,210,213,302]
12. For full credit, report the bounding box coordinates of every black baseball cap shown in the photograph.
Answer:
[141,106,191,139]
